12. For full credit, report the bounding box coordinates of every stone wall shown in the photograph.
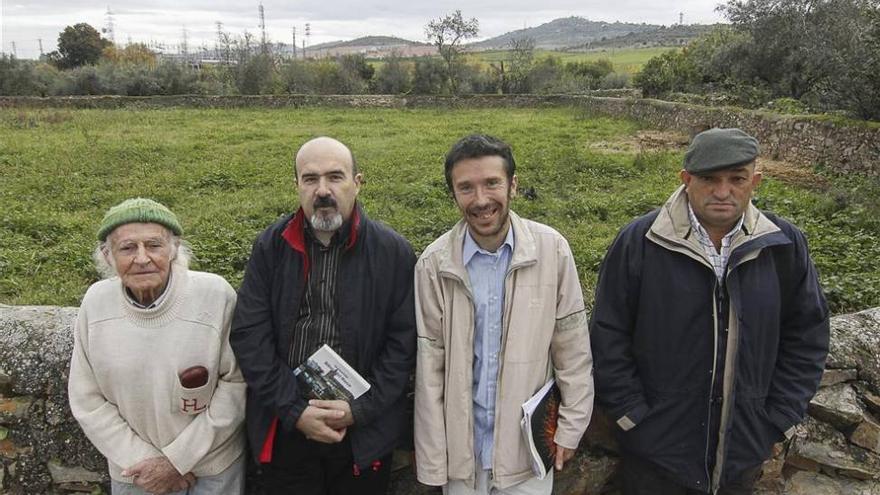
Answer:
[2,304,880,494]
[1,95,878,175]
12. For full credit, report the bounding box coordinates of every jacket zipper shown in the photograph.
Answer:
[438,269,477,485]
[703,276,721,491]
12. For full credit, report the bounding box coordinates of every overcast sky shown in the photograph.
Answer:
[2,0,726,59]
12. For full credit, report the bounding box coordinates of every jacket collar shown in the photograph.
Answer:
[438,210,537,282]
[282,203,362,254]
[648,185,784,266]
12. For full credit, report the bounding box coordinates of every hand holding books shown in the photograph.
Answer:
[296,405,348,443]
[310,399,354,430]
[521,379,566,479]
[293,345,371,443]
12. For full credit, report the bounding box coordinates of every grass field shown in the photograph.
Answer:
[471,47,674,74]
[367,47,672,74]
[1,106,878,313]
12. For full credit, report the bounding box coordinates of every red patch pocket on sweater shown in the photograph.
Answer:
[173,365,214,415]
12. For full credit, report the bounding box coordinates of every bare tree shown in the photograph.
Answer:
[425,10,479,93]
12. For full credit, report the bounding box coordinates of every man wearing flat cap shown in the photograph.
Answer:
[590,128,829,494]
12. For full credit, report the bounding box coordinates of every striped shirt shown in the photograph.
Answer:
[288,225,345,368]
[687,202,744,282]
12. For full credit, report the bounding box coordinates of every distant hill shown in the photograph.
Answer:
[469,16,661,50]
[306,35,434,59]
[310,36,427,51]
[570,23,720,50]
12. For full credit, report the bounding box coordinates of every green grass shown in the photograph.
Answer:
[1,106,877,314]
[366,47,671,74]
[471,47,674,74]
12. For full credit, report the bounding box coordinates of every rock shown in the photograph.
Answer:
[826,308,880,391]
[821,369,858,388]
[0,305,78,398]
[0,369,11,396]
[851,415,880,454]
[784,471,844,495]
[809,384,864,429]
[784,471,880,495]
[855,383,880,416]
[786,417,880,480]
[0,397,33,423]
[46,460,102,484]
[0,437,33,460]
[755,443,786,494]
[553,452,618,495]
[43,400,66,427]
[583,408,618,453]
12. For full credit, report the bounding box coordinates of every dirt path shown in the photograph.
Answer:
[593,130,830,190]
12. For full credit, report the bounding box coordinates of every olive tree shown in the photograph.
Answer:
[425,10,479,94]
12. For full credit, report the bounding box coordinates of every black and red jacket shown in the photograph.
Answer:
[230,204,417,467]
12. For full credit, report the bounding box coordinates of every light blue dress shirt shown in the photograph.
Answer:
[463,226,514,471]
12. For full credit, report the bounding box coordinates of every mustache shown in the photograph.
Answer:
[313,196,337,208]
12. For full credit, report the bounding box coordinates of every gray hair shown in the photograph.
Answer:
[92,229,193,280]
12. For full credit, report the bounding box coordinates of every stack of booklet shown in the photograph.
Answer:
[293,344,370,401]
[520,378,561,480]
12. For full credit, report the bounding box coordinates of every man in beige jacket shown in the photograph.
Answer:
[414,134,594,495]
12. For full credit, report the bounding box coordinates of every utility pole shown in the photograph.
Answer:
[216,21,224,61]
[105,6,116,44]
[292,27,297,59]
[259,4,268,53]
[304,22,311,58]
[181,26,189,57]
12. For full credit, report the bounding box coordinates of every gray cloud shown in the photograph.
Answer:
[2,0,726,59]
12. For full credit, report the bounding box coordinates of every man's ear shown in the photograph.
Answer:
[751,170,763,189]
[680,169,692,190]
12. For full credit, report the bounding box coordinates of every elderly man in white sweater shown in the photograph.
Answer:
[68,198,246,495]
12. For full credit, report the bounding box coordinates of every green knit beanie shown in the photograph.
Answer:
[97,198,183,241]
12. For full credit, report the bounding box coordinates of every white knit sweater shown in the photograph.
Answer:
[68,267,246,481]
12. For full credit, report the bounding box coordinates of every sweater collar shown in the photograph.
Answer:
[119,264,190,327]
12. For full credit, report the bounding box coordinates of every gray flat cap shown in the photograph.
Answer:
[684,128,759,174]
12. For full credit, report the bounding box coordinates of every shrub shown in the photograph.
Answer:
[375,52,412,94]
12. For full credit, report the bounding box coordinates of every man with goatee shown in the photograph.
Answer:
[231,136,417,495]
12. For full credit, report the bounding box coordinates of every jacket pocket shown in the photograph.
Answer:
[172,365,214,415]
[726,398,776,468]
[621,396,702,460]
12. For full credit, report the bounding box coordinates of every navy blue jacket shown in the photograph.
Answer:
[590,188,829,492]
[230,205,417,467]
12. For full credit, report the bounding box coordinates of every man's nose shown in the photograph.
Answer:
[473,186,490,205]
[316,177,331,196]
[714,181,733,199]
[134,244,150,264]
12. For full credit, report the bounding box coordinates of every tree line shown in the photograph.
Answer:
[0,12,628,98]
[634,0,880,120]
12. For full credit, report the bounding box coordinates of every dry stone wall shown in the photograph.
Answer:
[1,95,878,176]
[2,304,880,494]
